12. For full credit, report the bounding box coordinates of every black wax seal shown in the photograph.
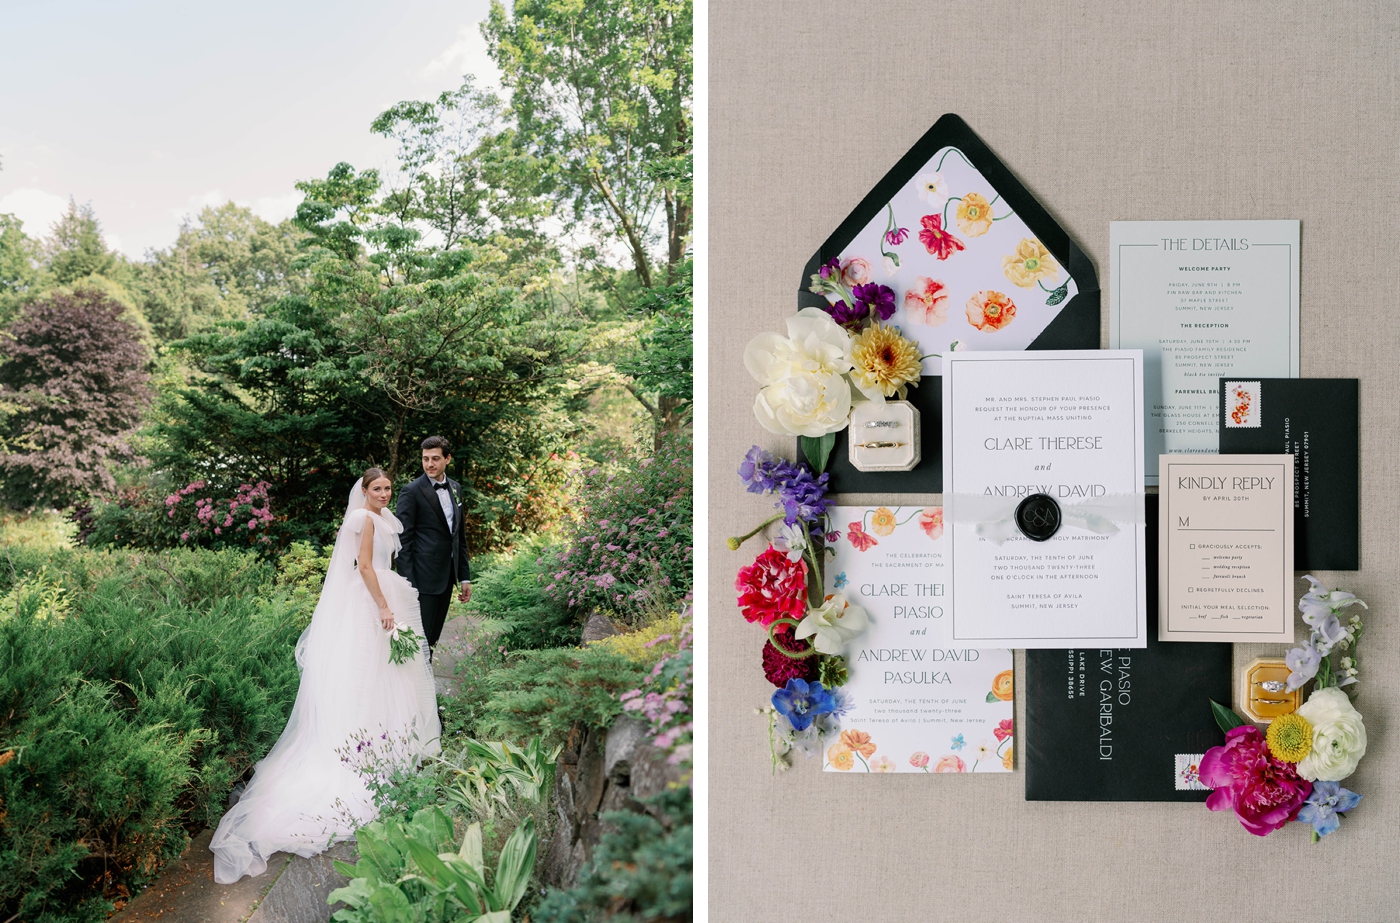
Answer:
[1014,493,1061,541]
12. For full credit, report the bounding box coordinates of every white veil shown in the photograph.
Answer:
[295,480,372,669]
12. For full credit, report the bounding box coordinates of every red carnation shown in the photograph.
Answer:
[762,623,818,687]
[735,545,808,626]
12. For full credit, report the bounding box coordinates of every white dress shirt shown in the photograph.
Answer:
[431,476,453,529]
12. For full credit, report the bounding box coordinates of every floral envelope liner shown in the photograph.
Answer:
[834,146,1079,372]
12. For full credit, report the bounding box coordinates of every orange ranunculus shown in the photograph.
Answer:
[966,290,1017,331]
[991,669,1015,701]
[827,741,854,771]
[870,507,898,536]
[956,192,994,237]
[934,755,966,773]
[903,276,949,326]
[840,729,877,758]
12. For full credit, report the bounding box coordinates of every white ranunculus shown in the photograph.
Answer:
[793,592,868,655]
[1295,687,1367,782]
[745,308,855,437]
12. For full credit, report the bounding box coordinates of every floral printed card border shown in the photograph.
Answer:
[822,505,1014,773]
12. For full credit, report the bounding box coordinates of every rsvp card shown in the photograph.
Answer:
[1158,454,1295,642]
[824,505,1014,774]
[942,350,1147,648]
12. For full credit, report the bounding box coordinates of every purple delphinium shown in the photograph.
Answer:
[738,445,782,493]
[822,299,866,330]
[1297,781,1361,838]
[772,678,836,732]
[852,282,897,321]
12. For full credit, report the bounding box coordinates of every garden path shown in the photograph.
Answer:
[110,614,469,923]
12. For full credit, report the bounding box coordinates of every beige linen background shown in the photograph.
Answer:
[708,2,1400,920]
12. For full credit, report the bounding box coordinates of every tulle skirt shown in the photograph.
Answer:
[210,569,440,883]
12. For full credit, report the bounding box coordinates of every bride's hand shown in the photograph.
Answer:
[378,604,395,631]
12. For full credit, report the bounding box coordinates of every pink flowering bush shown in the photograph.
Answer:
[77,478,284,554]
[543,432,692,620]
[619,608,693,769]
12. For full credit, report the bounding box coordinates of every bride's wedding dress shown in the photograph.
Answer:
[210,482,441,883]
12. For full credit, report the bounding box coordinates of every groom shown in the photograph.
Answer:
[396,435,472,657]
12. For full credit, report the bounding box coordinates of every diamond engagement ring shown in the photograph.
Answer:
[1259,680,1287,693]
[864,420,899,428]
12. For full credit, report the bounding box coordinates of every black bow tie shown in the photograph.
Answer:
[433,482,450,490]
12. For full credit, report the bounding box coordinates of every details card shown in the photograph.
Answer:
[823,505,1014,774]
[1159,454,1295,642]
[1109,220,1300,484]
[942,350,1147,648]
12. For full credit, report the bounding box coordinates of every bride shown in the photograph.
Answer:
[210,469,441,883]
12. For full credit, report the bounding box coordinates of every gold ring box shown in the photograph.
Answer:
[848,400,920,472]
[1238,657,1302,723]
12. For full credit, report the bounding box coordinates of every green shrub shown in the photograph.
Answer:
[532,787,692,923]
[587,612,684,665]
[462,535,579,651]
[0,547,301,922]
[480,647,647,746]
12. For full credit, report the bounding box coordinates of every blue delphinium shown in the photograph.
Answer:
[772,678,836,732]
[1297,781,1362,839]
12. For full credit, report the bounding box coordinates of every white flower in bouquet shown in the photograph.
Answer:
[794,592,868,655]
[1295,687,1367,782]
[745,308,856,437]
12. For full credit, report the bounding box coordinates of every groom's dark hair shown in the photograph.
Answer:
[421,435,450,455]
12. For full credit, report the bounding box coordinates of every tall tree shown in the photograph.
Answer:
[0,213,40,323]
[0,290,152,510]
[484,0,693,290]
[44,199,118,285]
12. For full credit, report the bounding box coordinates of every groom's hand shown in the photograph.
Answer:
[458,581,472,603]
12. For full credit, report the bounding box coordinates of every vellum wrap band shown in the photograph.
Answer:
[948,493,1145,545]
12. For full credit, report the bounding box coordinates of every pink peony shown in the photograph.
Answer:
[735,545,808,626]
[1199,724,1309,836]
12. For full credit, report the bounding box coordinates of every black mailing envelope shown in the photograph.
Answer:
[798,114,1100,492]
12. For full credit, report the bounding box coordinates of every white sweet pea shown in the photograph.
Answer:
[1295,687,1367,782]
[774,523,807,563]
[745,308,856,437]
[794,592,868,655]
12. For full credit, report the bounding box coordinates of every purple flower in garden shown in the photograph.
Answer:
[821,299,866,330]
[852,282,897,321]
[885,226,909,246]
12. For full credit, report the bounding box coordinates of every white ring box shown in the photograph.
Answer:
[848,400,920,472]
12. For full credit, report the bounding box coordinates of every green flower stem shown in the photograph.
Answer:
[856,752,871,772]
[942,195,962,227]
[766,618,819,660]
[727,512,783,550]
[988,193,1001,206]
[881,204,898,260]
[991,211,1016,221]
[935,147,974,172]
[801,521,824,606]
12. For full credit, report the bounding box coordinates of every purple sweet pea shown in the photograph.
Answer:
[1297,781,1361,838]
[772,678,836,732]
[776,466,831,526]
[822,299,866,329]
[738,445,781,494]
[852,282,897,321]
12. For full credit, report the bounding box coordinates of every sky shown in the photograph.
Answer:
[0,0,502,256]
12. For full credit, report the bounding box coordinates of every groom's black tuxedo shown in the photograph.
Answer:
[396,474,471,649]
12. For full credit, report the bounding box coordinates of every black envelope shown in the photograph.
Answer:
[1024,496,1231,802]
[797,114,1100,492]
[1217,378,1360,570]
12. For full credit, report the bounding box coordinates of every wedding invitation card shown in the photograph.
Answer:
[1108,220,1300,485]
[1026,496,1230,801]
[1218,378,1359,570]
[823,505,1014,774]
[942,350,1147,648]
[1159,454,1295,642]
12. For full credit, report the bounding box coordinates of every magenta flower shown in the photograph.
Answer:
[1200,725,1310,836]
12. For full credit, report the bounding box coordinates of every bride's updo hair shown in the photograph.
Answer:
[361,467,388,489]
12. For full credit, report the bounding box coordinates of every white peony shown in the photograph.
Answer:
[1295,687,1367,781]
[793,592,868,655]
[745,308,855,437]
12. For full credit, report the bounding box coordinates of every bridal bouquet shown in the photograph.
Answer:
[1203,577,1367,840]
[387,622,423,665]
[730,445,868,771]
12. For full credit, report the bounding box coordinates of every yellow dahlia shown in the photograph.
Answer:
[1267,712,1313,763]
[1002,237,1060,288]
[956,192,994,236]
[850,324,922,399]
